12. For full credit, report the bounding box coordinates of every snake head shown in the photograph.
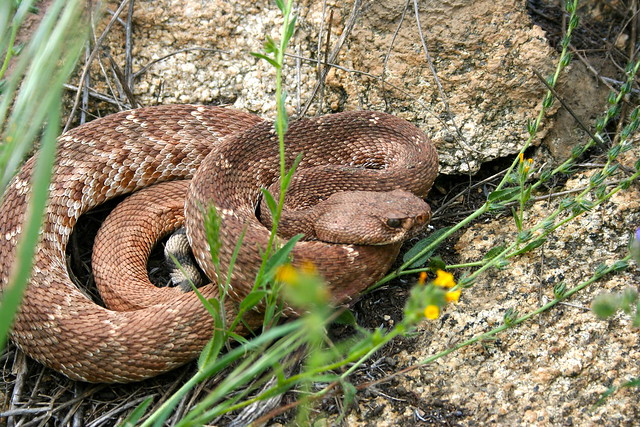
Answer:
[313,189,431,245]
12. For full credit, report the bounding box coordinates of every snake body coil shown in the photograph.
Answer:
[0,105,438,383]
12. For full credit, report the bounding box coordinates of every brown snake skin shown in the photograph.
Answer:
[0,105,438,383]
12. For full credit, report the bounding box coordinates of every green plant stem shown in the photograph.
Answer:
[251,0,295,292]
[0,0,85,352]
[0,0,36,81]
[140,320,303,427]
[266,255,630,420]
[178,330,306,426]
[492,0,579,194]
[0,19,18,80]
[420,255,630,365]
[216,326,407,418]
[0,104,59,350]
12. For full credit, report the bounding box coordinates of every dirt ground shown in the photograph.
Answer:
[1,0,639,425]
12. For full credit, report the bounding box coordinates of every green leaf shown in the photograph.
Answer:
[334,308,357,326]
[517,230,532,243]
[539,169,552,182]
[611,260,629,272]
[427,256,446,271]
[281,152,303,188]
[553,281,567,299]
[483,245,506,260]
[457,275,475,288]
[283,15,297,46]
[622,377,640,388]
[402,227,451,268]
[512,206,522,230]
[559,197,576,210]
[275,89,289,136]
[541,219,555,230]
[488,187,520,203]
[239,290,268,312]
[190,283,219,321]
[204,204,222,272]
[264,35,278,53]
[250,51,280,68]
[193,292,225,369]
[594,263,608,276]
[592,294,618,319]
[198,329,224,370]
[120,396,153,427]
[509,237,546,256]
[261,188,278,217]
[340,380,357,416]
[221,225,246,290]
[503,308,519,326]
[495,258,510,270]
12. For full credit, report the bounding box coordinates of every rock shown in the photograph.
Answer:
[98,0,556,174]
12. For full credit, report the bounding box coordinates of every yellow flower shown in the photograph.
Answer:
[518,152,524,163]
[418,271,428,285]
[275,264,298,284]
[445,289,461,303]
[433,269,456,289]
[423,305,440,319]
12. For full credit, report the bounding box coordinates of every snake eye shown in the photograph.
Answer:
[386,218,402,228]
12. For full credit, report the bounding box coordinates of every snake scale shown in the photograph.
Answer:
[0,105,438,383]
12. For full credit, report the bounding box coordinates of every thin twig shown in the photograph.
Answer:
[87,395,156,427]
[432,167,509,217]
[0,407,51,417]
[63,83,130,107]
[80,44,90,125]
[316,8,334,113]
[108,55,139,107]
[64,0,131,132]
[411,0,467,145]
[381,0,410,110]
[411,0,481,177]
[124,0,135,90]
[60,383,83,426]
[284,52,448,128]
[533,69,607,148]
[133,47,229,80]
[7,349,27,427]
[295,44,302,116]
[89,6,126,112]
[300,0,362,116]
[570,46,618,93]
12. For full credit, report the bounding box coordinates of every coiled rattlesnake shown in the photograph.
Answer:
[0,105,438,382]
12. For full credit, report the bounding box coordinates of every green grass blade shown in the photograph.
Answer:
[0,0,85,352]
